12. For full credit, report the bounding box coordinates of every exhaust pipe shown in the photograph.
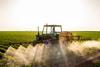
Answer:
[37,26,40,36]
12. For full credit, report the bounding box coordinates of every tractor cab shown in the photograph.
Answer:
[42,25,62,35]
[36,24,62,43]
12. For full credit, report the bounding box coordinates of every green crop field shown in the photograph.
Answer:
[0,31,100,66]
[0,31,99,50]
[0,31,37,45]
[0,31,37,59]
[72,31,100,40]
[0,31,100,46]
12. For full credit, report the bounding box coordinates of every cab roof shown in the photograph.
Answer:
[44,25,62,27]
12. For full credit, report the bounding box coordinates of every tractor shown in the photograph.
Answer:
[35,24,62,44]
[34,24,74,45]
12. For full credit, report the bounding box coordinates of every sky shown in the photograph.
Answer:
[0,0,100,31]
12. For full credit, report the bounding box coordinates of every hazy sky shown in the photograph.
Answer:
[0,0,100,31]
